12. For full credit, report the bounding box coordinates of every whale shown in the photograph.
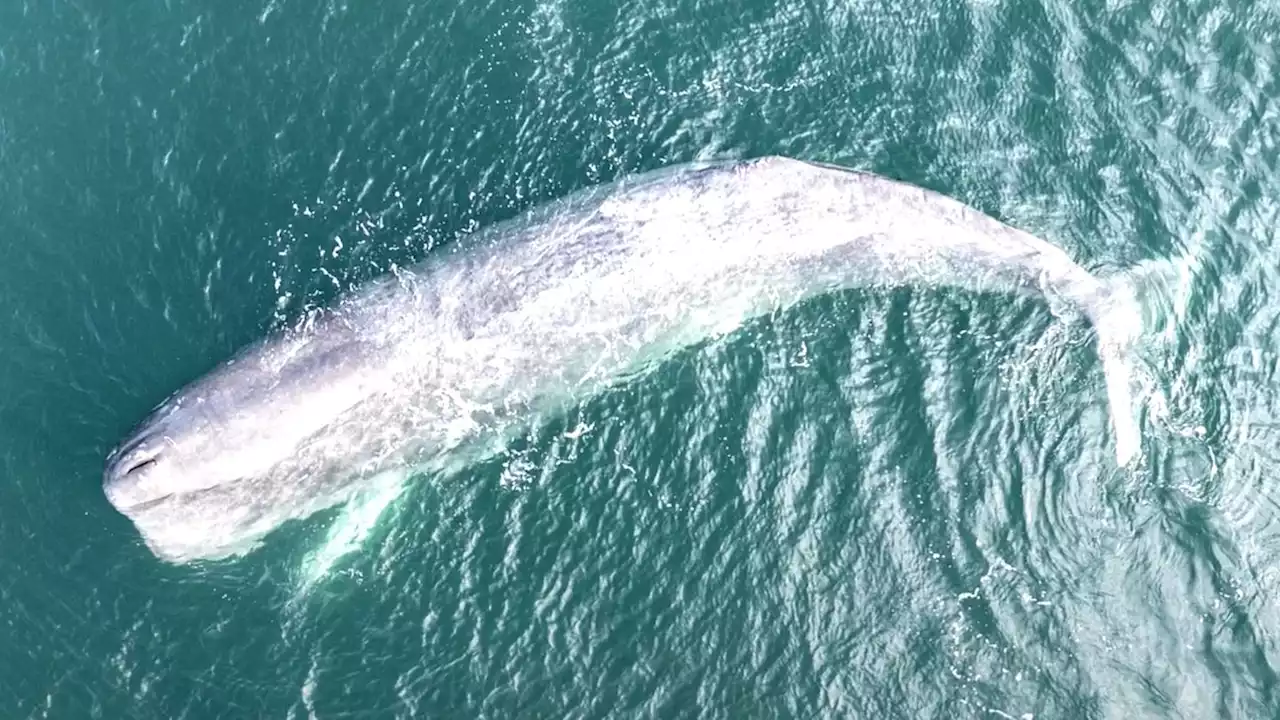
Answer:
[103,155,1147,564]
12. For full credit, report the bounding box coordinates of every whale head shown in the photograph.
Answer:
[103,396,213,514]
[102,314,403,562]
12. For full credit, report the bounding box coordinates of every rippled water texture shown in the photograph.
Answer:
[2,0,1279,716]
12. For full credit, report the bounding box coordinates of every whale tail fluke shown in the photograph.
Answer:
[1087,243,1203,467]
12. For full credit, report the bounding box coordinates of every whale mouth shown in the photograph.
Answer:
[101,489,172,515]
[105,483,174,514]
[123,492,175,514]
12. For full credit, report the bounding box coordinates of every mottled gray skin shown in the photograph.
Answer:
[104,156,1138,563]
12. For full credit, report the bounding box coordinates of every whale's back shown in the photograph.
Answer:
[439,157,1098,387]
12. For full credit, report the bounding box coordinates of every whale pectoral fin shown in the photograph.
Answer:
[298,467,411,588]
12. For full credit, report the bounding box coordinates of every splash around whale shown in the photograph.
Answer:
[103,156,1149,564]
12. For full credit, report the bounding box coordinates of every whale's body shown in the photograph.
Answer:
[104,156,1143,563]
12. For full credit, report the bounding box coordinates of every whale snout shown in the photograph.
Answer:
[104,432,169,513]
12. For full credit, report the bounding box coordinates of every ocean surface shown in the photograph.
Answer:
[2,0,1278,717]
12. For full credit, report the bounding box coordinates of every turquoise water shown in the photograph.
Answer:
[2,0,1278,716]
